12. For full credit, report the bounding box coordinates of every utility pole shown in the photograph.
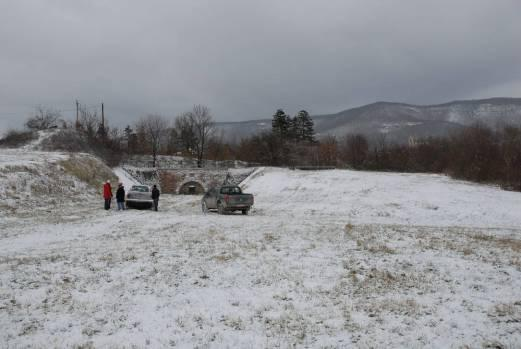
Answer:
[101,102,105,128]
[97,102,107,141]
[75,99,79,129]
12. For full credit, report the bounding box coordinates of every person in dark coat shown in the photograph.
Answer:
[103,180,112,210]
[116,183,125,210]
[151,184,160,211]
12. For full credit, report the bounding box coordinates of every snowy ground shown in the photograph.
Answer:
[113,167,140,190]
[0,149,115,220]
[1,167,520,348]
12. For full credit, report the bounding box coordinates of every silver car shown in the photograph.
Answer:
[126,185,153,209]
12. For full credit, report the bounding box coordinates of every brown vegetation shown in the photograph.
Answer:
[235,122,521,191]
[0,130,37,148]
[59,155,117,191]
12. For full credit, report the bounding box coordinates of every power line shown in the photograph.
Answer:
[0,104,100,115]
[0,111,26,116]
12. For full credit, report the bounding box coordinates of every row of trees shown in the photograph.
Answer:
[315,124,520,186]
[126,105,214,167]
[236,124,521,190]
[122,107,318,168]
[40,104,126,165]
[272,109,315,143]
[8,103,521,190]
[9,104,215,167]
[239,124,521,191]
[234,109,318,166]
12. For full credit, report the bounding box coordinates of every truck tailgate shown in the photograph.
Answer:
[227,194,253,206]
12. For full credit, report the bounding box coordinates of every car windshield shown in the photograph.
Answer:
[220,186,242,194]
[131,185,149,192]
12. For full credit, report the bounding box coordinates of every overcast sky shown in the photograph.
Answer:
[1,0,520,132]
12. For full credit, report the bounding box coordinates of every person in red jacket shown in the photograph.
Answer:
[103,180,112,210]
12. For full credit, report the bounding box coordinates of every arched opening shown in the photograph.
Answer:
[178,181,205,195]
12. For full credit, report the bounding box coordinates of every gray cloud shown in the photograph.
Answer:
[1,0,520,132]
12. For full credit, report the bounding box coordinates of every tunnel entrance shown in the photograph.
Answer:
[178,181,205,195]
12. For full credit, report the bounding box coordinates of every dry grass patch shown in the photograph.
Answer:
[357,240,396,254]
[471,234,521,253]
[263,311,310,345]
[263,232,278,242]
[59,155,117,191]
[352,227,396,254]
[207,227,226,241]
[352,268,429,296]
[344,224,397,261]
[511,257,521,270]
[212,251,239,263]
[344,223,355,235]
[488,302,521,324]
[357,298,422,317]
[422,231,521,265]
[472,233,495,242]
[2,165,40,176]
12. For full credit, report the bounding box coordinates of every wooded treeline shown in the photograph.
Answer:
[3,105,521,190]
[237,115,521,190]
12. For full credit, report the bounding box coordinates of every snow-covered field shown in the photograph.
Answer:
[1,165,521,348]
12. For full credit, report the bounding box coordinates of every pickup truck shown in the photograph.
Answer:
[201,185,254,215]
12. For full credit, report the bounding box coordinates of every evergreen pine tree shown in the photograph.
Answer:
[124,125,133,140]
[299,110,316,143]
[294,111,307,142]
[288,116,297,142]
[271,109,290,139]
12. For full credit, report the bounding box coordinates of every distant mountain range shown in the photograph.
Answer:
[215,98,521,143]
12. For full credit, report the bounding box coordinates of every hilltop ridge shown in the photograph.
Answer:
[215,97,521,142]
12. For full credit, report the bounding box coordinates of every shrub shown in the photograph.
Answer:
[41,129,90,153]
[0,130,37,148]
[25,107,61,130]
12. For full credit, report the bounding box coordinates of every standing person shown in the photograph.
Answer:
[103,180,112,210]
[151,184,160,211]
[116,183,125,211]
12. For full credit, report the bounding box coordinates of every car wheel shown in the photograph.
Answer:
[242,209,249,215]
[217,202,224,215]
[202,201,208,214]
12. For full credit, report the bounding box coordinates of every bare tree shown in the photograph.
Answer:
[77,105,100,140]
[25,106,62,130]
[189,105,215,167]
[134,122,148,155]
[318,135,338,166]
[207,130,233,161]
[136,114,169,168]
[108,127,122,148]
[174,112,197,155]
[165,127,179,155]
[174,105,215,167]
[341,133,369,168]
